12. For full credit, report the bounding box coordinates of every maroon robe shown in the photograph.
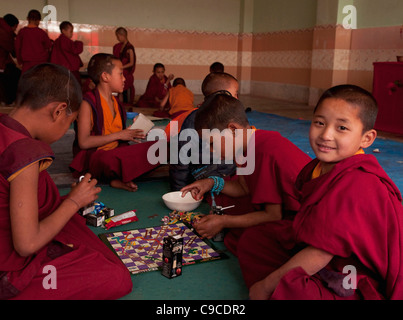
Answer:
[136,74,170,108]
[50,34,83,83]
[69,89,158,183]
[15,26,52,73]
[238,154,403,300]
[0,18,15,69]
[0,114,132,300]
[219,130,311,254]
[113,42,136,92]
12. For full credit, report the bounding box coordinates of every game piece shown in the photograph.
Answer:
[161,235,183,279]
[99,222,226,274]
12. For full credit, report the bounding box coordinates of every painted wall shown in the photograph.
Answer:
[253,0,317,33]
[1,0,245,33]
[2,0,403,104]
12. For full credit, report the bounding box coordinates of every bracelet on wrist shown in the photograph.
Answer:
[66,198,80,209]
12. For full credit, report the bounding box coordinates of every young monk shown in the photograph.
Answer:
[50,21,83,85]
[136,63,173,109]
[113,27,136,105]
[69,53,159,192]
[169,72,240,191]
[239,85,403,300]
[0,63,132,299]
[155,77,194,119]
[181,94,311,255]
[15,9,52,73]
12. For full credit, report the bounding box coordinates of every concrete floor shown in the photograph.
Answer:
[2,94,403,187]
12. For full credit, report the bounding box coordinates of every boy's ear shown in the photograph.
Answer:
[51,102,68,120]
[361,129,377,149]
[227,122,244,131]
[101,71,109,83]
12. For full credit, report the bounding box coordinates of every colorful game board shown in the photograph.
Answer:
[99,223,226,274]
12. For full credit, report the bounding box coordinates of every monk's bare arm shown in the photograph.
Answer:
[77,100,143,149]
[249,246,334,300]
[195,203,281,239]
[9,164,100,257]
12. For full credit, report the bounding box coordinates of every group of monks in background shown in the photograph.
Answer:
[0,9,204,120]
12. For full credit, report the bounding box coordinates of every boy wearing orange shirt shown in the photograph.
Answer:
[156,77,194,119]
[70,53,158,191]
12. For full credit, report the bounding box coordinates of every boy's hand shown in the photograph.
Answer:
[180,178,214,201]
[119,128,146,142]
[67,173,101,208]
[194,214,223,239]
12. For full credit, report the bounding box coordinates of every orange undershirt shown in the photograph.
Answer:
[97,95,122,151]
[312,148,365,179]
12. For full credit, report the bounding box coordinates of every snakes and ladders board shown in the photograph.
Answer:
[99,223,226,274]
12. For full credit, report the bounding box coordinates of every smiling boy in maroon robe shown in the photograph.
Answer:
[239,85,403,300]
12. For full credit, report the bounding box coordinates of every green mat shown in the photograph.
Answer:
[59,180,249,300]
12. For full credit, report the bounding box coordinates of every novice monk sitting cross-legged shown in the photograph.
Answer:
[70,53,159,191]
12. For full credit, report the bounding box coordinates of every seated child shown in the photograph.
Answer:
[113,27,136,105]
[181,94,311,255]
[69,53,159,192]
[154,77,194,119]
[50,21,84,84]
[0,63,132,300]
[169,72,240,192]
[239,85,403,300]
[136,63,173,108]
[15,9,52,73]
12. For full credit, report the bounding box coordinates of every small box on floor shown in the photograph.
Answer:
[85,207,115,227]
[79,203,95,216]
[161,235,183,279]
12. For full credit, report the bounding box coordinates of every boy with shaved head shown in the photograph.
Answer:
[239,85,403,300]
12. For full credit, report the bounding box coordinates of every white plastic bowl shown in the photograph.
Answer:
[162,191,202,212]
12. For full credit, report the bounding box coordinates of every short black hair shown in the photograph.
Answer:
[195,93,249,132]
[60,21,73,32]
[153,63,165,72]
[27,9,41,21]
[210,62,224,73]
[201,72,237,97]
[3,14,19,27]
[314,84,378,132]
[115,27,128,37]
[15,63,82,112]
[173,78,186,87]
[87,53,120,85]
